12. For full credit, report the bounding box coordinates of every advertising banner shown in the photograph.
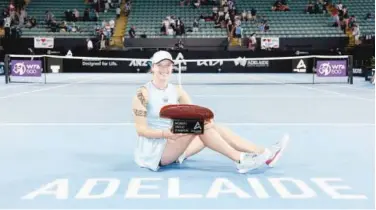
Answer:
[316,60,347,77]
[10,60,43,77]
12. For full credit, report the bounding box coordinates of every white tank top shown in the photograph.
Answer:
[134,81,179,171]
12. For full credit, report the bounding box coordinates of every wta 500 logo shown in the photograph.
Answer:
[316,60,347,77]
[11,60,42,77]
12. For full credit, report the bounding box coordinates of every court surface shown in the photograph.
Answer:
[0,73,375,209]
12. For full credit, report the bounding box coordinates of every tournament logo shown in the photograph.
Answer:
[316,60,347,77]
[10,60,42,77]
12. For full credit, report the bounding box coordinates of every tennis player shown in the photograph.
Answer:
[132,50,289,173]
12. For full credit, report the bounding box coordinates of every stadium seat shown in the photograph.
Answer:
[124,0,374,38]
[15,0,117,38]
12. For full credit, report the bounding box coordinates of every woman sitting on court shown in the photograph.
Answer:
[132,50,289,173]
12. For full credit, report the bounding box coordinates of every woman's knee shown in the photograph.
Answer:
[204,119,216,130]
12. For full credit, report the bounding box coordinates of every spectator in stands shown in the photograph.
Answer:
[73,9,79,22]
[313,1,322,14]
[100,32,106,50]
[193,18,199,32]
[25,16,36,28]
[212,5,218,17]
[241,10,246,21]
[347,15,356,28]
[104,21,112,38]
[259,20,269,32]
[247,33,257,51]
[128,25,136,38]
[174,39,184,50]
[87,38,93,51]
[64,10,72,21]
[341,6,349,19]
[352,23,360,45]
[364,13,372,20]
[94,10,99,21]
[116,6,121,18]
[83,8,90,21]
[332,10,340,27]
[193,0,200,8]
[175,17,185,36]
[71,23,80,32]
[250,8,257,21]
[335,0,343,11]
[306,0,314,14]
[105,0,110,12]
[272,0,290,11]
[109,19,115,35]
[45,10,54,26]
[340,17,347,33]
[234,24,242,39]
[3,15,11,39]
[226,19,232,34]
[8,0,15,19]
[124,1,131,16]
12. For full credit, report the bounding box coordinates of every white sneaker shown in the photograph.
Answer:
[236,150,271,174]
[176,152,187,164]
[265,134,290,167]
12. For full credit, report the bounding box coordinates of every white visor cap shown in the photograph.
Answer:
[151,50,174,64]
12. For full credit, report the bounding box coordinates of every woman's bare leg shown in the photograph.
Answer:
[197,122,241,162]
[182,123,265,160]
[214,124,265,154]
[160,134,196,166]
[183,136,205,158]
[161,122,243,166]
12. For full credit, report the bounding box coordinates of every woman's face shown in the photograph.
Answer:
[152,59,174,81]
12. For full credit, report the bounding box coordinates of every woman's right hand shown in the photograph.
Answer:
[162,129,186,141]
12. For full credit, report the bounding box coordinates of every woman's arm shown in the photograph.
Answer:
[132,87,166,139]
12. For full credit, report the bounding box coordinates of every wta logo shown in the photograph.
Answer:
[10,60,42,77]
[316,60,347,77]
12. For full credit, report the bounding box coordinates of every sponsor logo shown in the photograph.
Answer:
[82,60,119,67]
[10,60,42,77]
[293,59,307,73]
[352,68,362,74]
[50,65,61,73]
[234,57,269,67]
[197,60,223,67]
[316,60,347,77]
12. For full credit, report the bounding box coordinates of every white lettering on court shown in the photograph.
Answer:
[206,178,251,198]
[125,178,162,199]
[75,178,120,199]
[168,178,203,198]
[22,179,69,200]
[311,178,367,199]
[247,178,270,198]
[269,178,317,199]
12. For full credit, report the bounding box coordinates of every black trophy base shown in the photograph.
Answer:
[172,119,204,134]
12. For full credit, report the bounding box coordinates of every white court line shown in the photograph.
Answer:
[0,74,91,91]
[4,209,375,210]
[265,73,375,92]
[252,75,374,102]
[0,75,107,100]
[0,83,35,91]
[20,94,349,99]
[0,122,373,127]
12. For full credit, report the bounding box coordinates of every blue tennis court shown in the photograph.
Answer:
[0,73,374,209]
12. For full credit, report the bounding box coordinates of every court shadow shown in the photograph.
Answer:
[157,160,284,176]
[75,153,286,176]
